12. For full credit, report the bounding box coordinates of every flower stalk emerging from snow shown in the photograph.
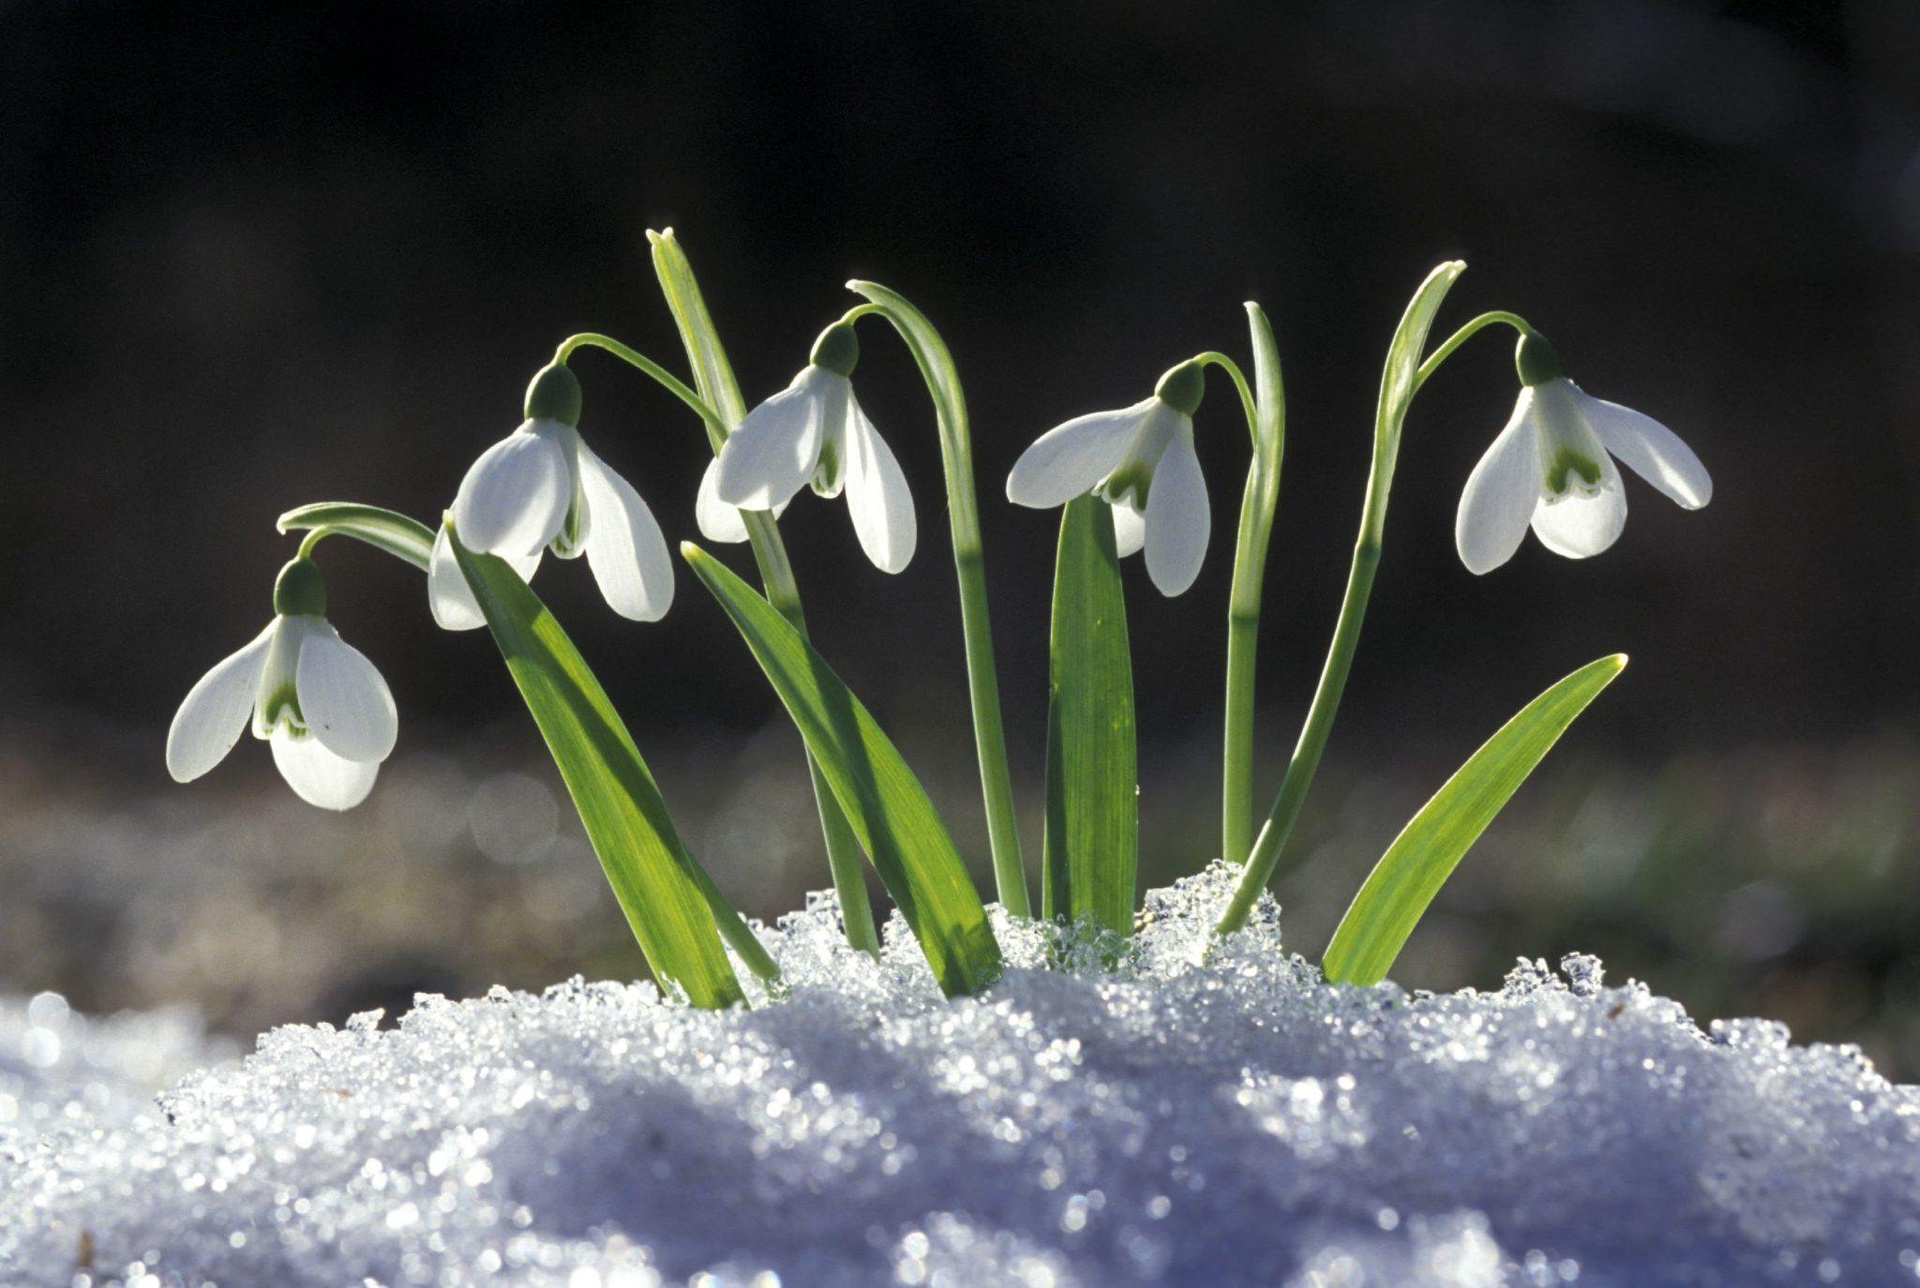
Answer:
[1007,358,1213,597]
[710,321,917,574]
[166,557,398,810]
[1455,330,1712,574]
[433,362,675,628]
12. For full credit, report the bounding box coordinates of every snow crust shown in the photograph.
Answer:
[4,862,1918,1287]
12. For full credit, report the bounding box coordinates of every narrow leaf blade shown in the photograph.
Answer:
[684,543,1002,996]
[451,533,745,1009]
[1380,260,1466,435]
[1043,496,1137,935]
[1323,654,1627,986]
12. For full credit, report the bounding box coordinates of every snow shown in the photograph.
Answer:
[3,862,1917,1287]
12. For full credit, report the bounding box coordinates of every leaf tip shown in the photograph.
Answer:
[679,540,706,563]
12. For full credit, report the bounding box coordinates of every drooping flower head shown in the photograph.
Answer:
[708,321,917,574]
[1455,330,1712,575]
[432,362,674,628]
[1005,359,1211,596]
[166,558,398,811]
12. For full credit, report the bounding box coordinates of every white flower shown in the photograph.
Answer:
[1455,337,1712,575]
[432,362,674,628]
[1004,361,1210,597]
[709,322,916,574]
[166,561,397,811]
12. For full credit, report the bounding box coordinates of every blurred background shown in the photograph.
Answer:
[3,1,1918,1073]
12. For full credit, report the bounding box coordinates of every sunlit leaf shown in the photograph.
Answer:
[684,542,1002,996]
[450,529,750,1009]
[1322,654,1627,986]
[1378,260,1466,448]
[1043,496,1137,936]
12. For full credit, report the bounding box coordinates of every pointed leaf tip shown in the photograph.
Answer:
[1321,653,1625,986]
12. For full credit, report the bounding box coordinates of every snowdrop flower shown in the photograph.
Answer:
[1455,331,1712,575]
[432,361,674,629]
[1006,359,1210,596]
[166,558,397,811]
[710,321,916,573]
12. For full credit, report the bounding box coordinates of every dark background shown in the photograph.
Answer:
[3,1,1918,1070]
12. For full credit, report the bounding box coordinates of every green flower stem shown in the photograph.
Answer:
[553,333,722,431]
[277,502,434,569]
[1202,312,1285,869]
[272,501,783,985]
[647,230,881,956]
[1216,262,1467,935]
[1415,311,1530,388]
[842,283,1030,919]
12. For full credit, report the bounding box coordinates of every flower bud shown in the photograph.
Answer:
[1514,329,1567,387]
[524,361,583,425]
[1154,360,1206,416]
[273,557,328,617]
[809,321,860,377]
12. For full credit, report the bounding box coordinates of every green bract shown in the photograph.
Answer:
[176,236,1713,1010]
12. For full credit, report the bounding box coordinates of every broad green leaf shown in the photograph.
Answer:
[450,530,749,1009]
[684,543,1003,997]
[1322,654,1626,986]
[277,503,434,570]
[1042,496,1137,936]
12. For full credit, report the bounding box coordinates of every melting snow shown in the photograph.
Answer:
[3,862,1917,1286]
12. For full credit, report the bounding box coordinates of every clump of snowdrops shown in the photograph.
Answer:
[167,233,1710,1006]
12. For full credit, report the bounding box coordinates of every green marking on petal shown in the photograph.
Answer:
[1545,449,1602,497]
[1099,460,1153,509]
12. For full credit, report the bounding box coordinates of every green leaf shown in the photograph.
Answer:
[648,228,746,441]
[1378,260,1466,448]
[683,542,1003,997]
[1322,654,1627,986]
[1042,496,1137,936]
[449,530,749,1009]
[277,503,434,570]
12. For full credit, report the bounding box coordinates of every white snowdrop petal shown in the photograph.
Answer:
[451,423,572,557]
[1455,395,1543,576]
[1142,420,1209,596]
[429,525,541,632]
[840,390,917,574]
[165,621,275,782]
[713,367,830,511]
[576,445,675,621]
[1006,399,1156,509]
[1531,453,1628,559]
[1580,392,1712,509]
[271,732,380,811]
[1111,499,1146,558]
[428,525,487,632]
[295,619,398,763]
[695,456,752,543]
